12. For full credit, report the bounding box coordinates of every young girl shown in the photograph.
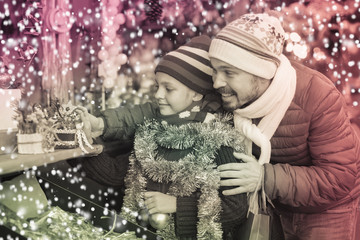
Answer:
[79,35,248,239]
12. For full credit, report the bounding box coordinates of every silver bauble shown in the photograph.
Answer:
[149,213,170,230]
[137,209,150,227]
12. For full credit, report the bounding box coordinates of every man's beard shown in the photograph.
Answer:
[217,87,240,111]
[222,100,240,112]
[217,82,261,111]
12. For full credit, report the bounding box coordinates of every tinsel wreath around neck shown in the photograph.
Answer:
[122,114,247,240]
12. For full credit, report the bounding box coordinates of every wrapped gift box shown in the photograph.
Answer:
[17,133,44,154]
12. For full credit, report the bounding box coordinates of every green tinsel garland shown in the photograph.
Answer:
[121,114,246,240]
[0,204,142,239]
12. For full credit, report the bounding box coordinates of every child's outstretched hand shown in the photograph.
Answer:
[75,106,104,142]
[144,191,176,214]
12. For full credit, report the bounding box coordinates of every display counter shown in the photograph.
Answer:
[0,146,161,239]
[0,145,103,176]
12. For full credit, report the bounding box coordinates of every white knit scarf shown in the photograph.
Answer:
[233,54,296,212]
[234,54,296,164]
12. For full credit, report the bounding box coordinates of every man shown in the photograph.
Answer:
[208,12,360,240]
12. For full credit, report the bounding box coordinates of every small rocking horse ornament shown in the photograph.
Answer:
[53,101,94,153]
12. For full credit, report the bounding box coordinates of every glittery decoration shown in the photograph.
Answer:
[121,114,247,239]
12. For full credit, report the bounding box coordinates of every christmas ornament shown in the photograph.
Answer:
[44,100,95,153]
[0,72,13,89]
[137,208,150,227]
[98,49,109,61]
[149,213,170,230]
[18,1,43,36]
[144,0,163,22]
[108,0,121,7]
[114,13,126,25]
[103,77,115,89]
[46,8,74,33]
[99,0,127,96]
[16,43,38,66]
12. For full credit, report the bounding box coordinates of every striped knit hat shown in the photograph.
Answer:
[209,13,286,79]
[155,35,214,95]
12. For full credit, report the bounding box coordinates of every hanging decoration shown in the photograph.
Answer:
[14,1,42,75]
[41,0,75,105]
[144,0,163,22]
[98,0,128,91]
[18,1,43,36]
[0,56,18,89]
[16,42,38,67]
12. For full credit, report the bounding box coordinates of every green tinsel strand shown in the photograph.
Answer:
[122,114,247,239]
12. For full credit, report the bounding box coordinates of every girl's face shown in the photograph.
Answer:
[154,72,200,116]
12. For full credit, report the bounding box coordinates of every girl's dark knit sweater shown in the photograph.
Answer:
[74,99,248,239]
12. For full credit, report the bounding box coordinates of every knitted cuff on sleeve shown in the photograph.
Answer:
[216,146,238,165]
[175,196,199,238]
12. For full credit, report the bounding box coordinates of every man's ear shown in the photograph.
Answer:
[193,92,204,101]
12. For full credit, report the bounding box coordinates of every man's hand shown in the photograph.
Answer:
[218,152,262,195]
[144,191,176,214]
